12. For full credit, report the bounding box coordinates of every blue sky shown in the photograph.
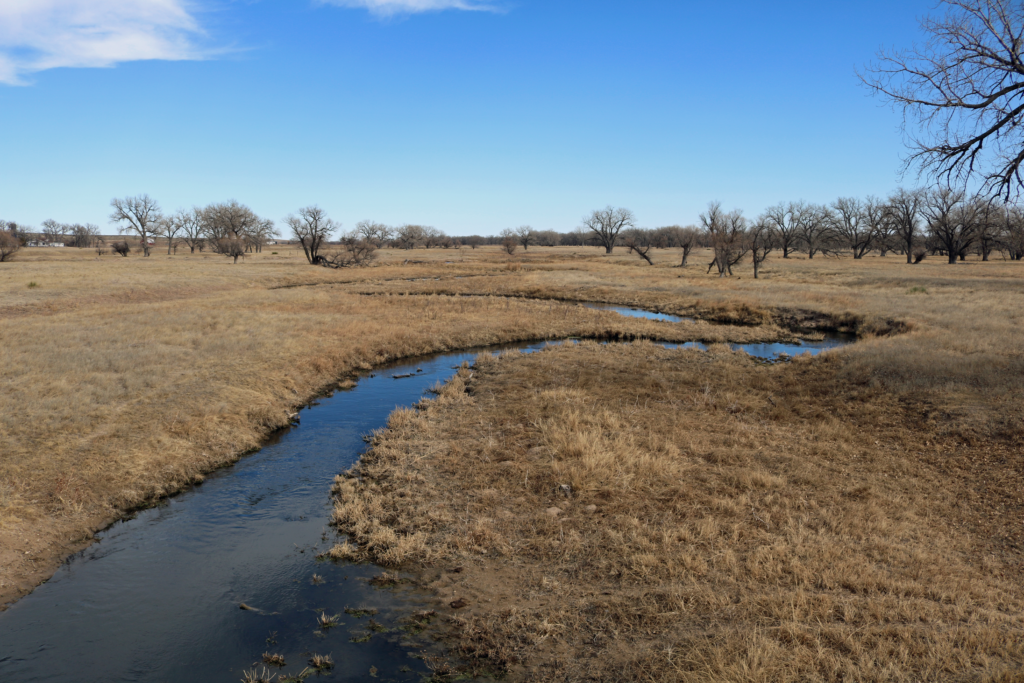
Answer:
[0,1,934,235]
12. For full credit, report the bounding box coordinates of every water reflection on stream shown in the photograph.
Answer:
[0,305,852,682]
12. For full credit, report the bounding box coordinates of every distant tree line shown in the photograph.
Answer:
[5,188,1024,272]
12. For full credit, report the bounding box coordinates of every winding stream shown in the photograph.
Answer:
[0,307,853,682]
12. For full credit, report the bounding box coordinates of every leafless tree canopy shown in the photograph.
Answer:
[285,206,336,265]
[0,228,20,262]
[748,217,778,279]
[110,195,162,257]
[581,206,635,254]
[701,202,749,277]
[862,0,1024,197]
[621,228,655,264]
[176,208,206,254]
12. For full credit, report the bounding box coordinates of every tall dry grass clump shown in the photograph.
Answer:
[331,341,1024,681]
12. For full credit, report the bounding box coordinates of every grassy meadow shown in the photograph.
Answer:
[1,243,1023,680]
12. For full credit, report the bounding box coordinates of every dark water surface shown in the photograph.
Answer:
[0,323,853,682]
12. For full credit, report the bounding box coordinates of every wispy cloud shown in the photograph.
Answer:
[317,0,501,18]
[0,0,207,85]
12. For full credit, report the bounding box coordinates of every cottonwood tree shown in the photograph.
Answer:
[622,228,655,264]
[581,206,635,253]
[67,224,101,249]
[974,198,1002,259]
[285,206,337,264]
[701,202,749,277]
[41,219,65,244]
[1001,203,1024,258]
[157,215,182,254]
[923,188,980,262]
[247,218,277,253]
[831,197,875,258]
[749,217,778,278]
[796,204,836,258]
[666,225,699,266]
[499,228,518,255]
[862,0,1024,198]
[394,224,424,250]
[887,188,925,262]
[356,220,392,247]
[111,195,162,257]
[515,226,536,251]
[203,201,262,263]
[763,202,803,258]
[0,229,20,262]
[176,208,206,253]
[320,230,377,268]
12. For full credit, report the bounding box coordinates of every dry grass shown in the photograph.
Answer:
[2,240,1023,683]
[2,245,761,605]
[331,341,1024,681]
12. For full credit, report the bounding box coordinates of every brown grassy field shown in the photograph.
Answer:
[2,243,1023,680]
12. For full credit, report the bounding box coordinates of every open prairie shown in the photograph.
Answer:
[1,244,1023,679]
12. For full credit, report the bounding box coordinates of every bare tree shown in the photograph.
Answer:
[973,198,1003,259]
[40,219,65,244]
[356,220,392,247]
[887,188,925,262]
[622,229,655,264]
[499,228,518,255]
[320,230,378,268]
[0,229,20,262]
[672,225,699,267]
[763,202,803,258]
[749,217,777,279]
[580,206,635,253]
[1001,202,1024,258]
[796,203,836,259]
[110,195,162,257]
[247,218,277,253]
[701,202,749,277]
[394,224,425,250]
[285,206,336,265]
[923,188,980,263]
[67,223,101,249]
[157,215,182,254]
[422,226,446,248]
[177,208,206,254]
[862,0,1024,197]
[515,225,536,251]
[831,197,877,258]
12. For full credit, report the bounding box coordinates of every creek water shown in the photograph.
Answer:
[0,342,551,683]
[0,308,853,682]
[585,303,853,358]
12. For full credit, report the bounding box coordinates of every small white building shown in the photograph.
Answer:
[27,241,65,247]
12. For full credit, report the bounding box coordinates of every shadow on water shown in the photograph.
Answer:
[0,317,853,682]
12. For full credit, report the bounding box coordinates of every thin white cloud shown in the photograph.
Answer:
[318,0,500,18]
[0,0,206,85]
